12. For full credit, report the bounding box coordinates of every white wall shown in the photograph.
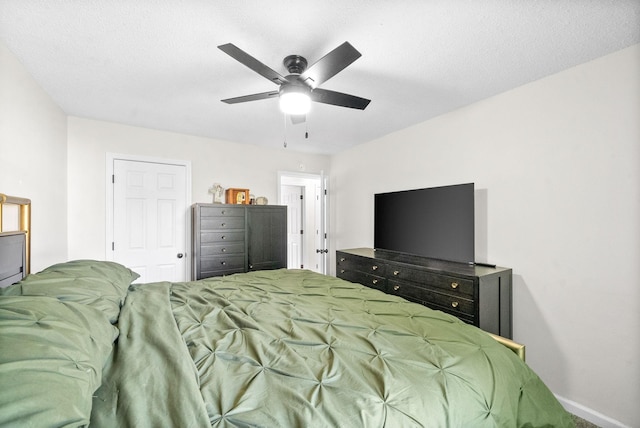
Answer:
[0,41,68,271]
[66,117,330,260]
[330,44,640,427]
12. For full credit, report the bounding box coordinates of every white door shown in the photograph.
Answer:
[312,183,323,271]
[281,185,304,269]
[112,159,188,283]
[317,173,329,274]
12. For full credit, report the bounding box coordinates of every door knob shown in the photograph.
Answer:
[177,253,184,259]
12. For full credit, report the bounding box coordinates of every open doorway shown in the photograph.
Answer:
[278,171,328,274]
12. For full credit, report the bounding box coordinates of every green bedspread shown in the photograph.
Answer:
[90,269,573,428]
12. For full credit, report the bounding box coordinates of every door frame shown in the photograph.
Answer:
[105,153,192,279]
[277,171,329,274]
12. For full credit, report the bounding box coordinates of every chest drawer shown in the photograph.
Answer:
[388,278,475,317]
[199,206,245,217]
[200,254,245,272]
[200,242,245,256]
[200,216,245,231]
[200,231,245,244]
[387,263,474,297]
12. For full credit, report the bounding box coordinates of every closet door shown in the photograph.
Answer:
[112,158,188,283]
[246,206,287,272]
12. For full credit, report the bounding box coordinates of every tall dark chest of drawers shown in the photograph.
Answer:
[336,248,513,338]
[192,203,287,279]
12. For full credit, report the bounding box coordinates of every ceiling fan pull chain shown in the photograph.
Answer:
[283,114,288,148]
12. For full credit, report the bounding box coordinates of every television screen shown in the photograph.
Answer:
[374,183,474,264]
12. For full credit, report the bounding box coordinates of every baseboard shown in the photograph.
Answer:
[555,395,630,428]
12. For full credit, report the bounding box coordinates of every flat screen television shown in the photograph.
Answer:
[374,183,474,264]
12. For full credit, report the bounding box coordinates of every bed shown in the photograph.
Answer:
[0,195,573,427]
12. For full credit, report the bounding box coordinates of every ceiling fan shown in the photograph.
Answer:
[218,41,370,123]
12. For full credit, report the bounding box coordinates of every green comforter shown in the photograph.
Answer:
[90,269,573,427]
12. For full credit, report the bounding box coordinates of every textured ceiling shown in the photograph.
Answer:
[1,1,638,154]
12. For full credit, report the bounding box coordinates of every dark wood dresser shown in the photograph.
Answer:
[192,203,287,279]
[336,248,513,338]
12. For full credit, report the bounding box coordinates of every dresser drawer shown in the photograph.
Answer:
[337,269,386,292]
[200,216,245,231]
[337,253,386,276]
[200,242,245,256]
[200,231,245,244]
[199,206,245,217]
[200,254,245,272]
[387,263,474,297]
[388,279,475,317]
[199,266,245,279]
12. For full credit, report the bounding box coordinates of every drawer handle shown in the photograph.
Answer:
[393,284,400,291]
[222,248,226,252]
[221,210,225,215]
[393,270,399,276]
[221,223,226,227]
[340,269,345,274]
[372,265,378,271]
[340,257,345,262]
[451,301,459,308]
[221,235,226,240]
[221,261,226,265]
[451,282,459,289]
[372,279,378,285]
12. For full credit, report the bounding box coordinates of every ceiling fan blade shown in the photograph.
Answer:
[221,91,279,104]
[290,114,306,125]
[299,42,362,89]
[311,88,370,110]
[218,43,288,85]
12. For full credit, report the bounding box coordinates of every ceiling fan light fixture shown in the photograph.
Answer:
[279,85,311,115]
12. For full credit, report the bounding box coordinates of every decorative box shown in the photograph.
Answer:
[225,188,250,205]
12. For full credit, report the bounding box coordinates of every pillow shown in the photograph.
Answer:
[0,296,118,427]
[13,260,140,323]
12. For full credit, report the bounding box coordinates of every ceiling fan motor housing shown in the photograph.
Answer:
[279,81,311,96]
[283,55,308,74]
